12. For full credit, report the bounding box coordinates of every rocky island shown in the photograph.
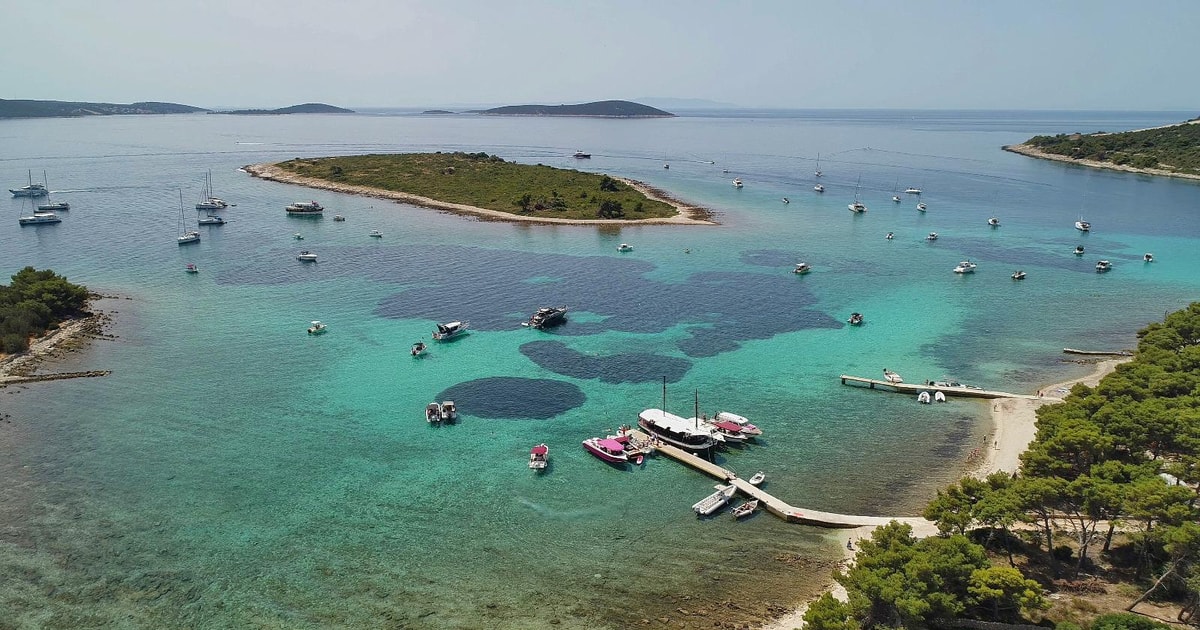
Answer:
[1005,115,1200,180]
[210,103,354,115]
[245,152,712,225]
[0,98,205,119]
[474,99,674,118]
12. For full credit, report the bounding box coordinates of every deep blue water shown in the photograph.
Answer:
[1,109,1198,628]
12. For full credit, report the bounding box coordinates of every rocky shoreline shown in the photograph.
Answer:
[1003,142,1200,182]
[244,163,718,226]
[0,297,114,384]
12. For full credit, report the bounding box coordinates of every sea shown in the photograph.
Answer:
[1,109,1198,629]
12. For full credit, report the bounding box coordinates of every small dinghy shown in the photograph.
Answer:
[883,369,903,384]
[732,500,759,519]
[934,391,947,403]
[1012,270,1026,280]
[748,471,766,486]
[917,391,932,404]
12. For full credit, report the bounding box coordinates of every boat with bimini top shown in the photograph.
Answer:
[529,444,549,470]
[731,499,759,519]
[432,321,469,341]
[582,436,629,464]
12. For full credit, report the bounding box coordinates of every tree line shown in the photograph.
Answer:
[806,303,1200,629]
[0,267,89,353]
[1025,120,1200,175]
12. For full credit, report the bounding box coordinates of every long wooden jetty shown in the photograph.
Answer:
[628,429,932,530]
[839,375,1036,400]
[1063,348,1132,357]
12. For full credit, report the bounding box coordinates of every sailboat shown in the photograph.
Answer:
[891,178,901,203]
[36,171,69,211]
[847,176,866,213]
[177,189,200,245]
[814,153,822,178]
[195,171,228,210]
[9,170,48,198]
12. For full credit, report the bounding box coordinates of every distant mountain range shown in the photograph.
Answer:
[0,98,206,119]
[0,99,354,119]
[209,103,355,115]
[474,100,674,118]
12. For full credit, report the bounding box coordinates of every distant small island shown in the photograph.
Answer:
[1005,116,1200,180]
[420,110,457,115]
[210,103,354,115]
[245,152,712,225]
[0,98,205,119]
[473,100,674,118]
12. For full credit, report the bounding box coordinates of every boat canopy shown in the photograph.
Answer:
[531,444,548,455]
[597,438,625,452]
[713,420,743,432]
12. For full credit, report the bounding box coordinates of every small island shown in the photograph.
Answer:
[245,152,713,225]
[0,98,205,119]
[210,102,354,115]
[1005,116,1200,180]
[474,100,674,118]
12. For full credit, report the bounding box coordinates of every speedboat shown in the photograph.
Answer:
[886,232,894,240]
[813,184,825,193]
[297,250,318,262]
[748,471,766,486]
[411,341,427,356]
[37,201,70,211]
[1012,270,1026,280]
[847,312,864,326]
[692,484,736,515]
[573,151,591,159]
[883,369,903,384]
[904,187,922,194]
[953,260,978,274]
[663,163,670,169]
[432,321,469,341]
[582,436,629,464]
[892,195,901,203]
[1095,260,1112,273]
[333,215,346,222]
[525,306,568,329]
[18,212,62,225]
[197,214,225,225]
[1075,218,1090,232]
[917,391,932,404]
[440,401,458,423]
[368,230,383,238]
[617,243,633,252]
[1144,253,1154,262]
[926,232,938,241]
[286,200,324,214]
[294,233,304,240]
[177,230,200,244]
[637,408,716,451]
[988,217,1000,227]
[1074,245,1085,256]
[307,320,327,335]
[185,263,199,274]
[10,183,48,197]
[733,178,743,188]
[916,202,927,212]
[426,402,442,423]
[529,444,549,470]
[713,411,762,436]
[793,262,811,275]
[781,197,789,204]
[731,499,759,519]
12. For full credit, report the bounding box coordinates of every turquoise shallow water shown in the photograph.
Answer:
[2,110,1199,628]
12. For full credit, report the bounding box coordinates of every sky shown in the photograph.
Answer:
[4,0,1198,110]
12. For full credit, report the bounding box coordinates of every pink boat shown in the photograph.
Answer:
[582,437,629,464]
[713,411,762,437]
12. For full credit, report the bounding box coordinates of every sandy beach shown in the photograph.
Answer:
[243,163,719,226]
[757,357,1129,630]
[1003,143,1200,182]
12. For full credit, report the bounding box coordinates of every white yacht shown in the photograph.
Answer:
[617,243,633,252]
[9,171,48,198]
[196,171,228,210]
[916,202,927,211]
[953,260,978,274]
[904,187,922,194]
[813,184,825,193]
[297,250,318,261]
[432,321,469,341]
[1095,260,1112,273]
[793,262,812,274]
[732,178,743,188]
[177,230,200,244]
[988,217,1000,227]
[197,214,226,225]
[286,200,324,214]
[368,229,383,238]
[1075,217,1091,232]
[926,232,938,241]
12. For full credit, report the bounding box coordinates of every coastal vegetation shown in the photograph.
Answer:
[0,267,89,353]
[474,99,674,118]
[274,153,679,220]
[210,103,354,115]
[806,303,1200,629]
[0,98,204,119]
[1017,119,1200,176]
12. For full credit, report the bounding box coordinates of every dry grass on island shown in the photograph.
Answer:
[247,152,716,225]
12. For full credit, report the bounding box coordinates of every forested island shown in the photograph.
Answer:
[805,303,1200,630]
[250,152,711,224]
[1005,117,1200,180]
[0,98,205,119]
[210,103,354,115]
[0,268,89,353]
[474,99,674,118]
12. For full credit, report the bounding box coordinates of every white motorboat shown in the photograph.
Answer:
[286,200,324,214]
[18,211,62,225]
[953,260,978,274]
[988,217,1000,227]
[185,263,199,274]
[917,391,932,404]
[1075,217,1091,232]
[197,214,225,225]
[813,184,825,193]
[1012,270,1026,280]
[699,417,750,443]
[692,484,736,515]
[892,195,901,203]
[294,233,304,240]
[333,215,346,222]
[617,243,633,252]
[781,197,789,204]
[926,232,938,241]
[731,499,759,519]
[307,320,327,335]
[411,341,427,356]
[368,229,383,238]
[529,444,549,470]
[793,262,812,275]
[525,306,568,329]
[883,369,903,384]
[905,187,922,194]
[1144,253,1154,262]
[1095,260,1112,273]
[847,312,864,326]
[713,411,762,436]
[1074,245,1085,256]
[426,402,442,423]
[9,170,48,198]
[732,178,743,188]
[748,471,766,486]
[440,401,458,423]
[432,321,469,341]
[573,150,591,159]
[297,250,318,262]
[916,202,927,211]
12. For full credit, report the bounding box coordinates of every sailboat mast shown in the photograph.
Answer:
[694,391,699,429]
[661,376,666,414]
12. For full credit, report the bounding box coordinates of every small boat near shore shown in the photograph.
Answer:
[813,184,825,193]
[432,321,469,341]
[748,471,766,486]
[617,243,633,252]
[918,391,932,404]
[731,499,759,519]
[368,229,383,238]
[573,151,591,159]
[582,436,629,464]
[307,320,327,335]
[529,444,549,470]
[988,217,1000,227]
[733,178,743,188]
[883,369,903,383]
[1074,245,1085,256]
[692,484,736,515]
[286,200,324,214]
[185,263,199,274]
[916,202,927,212]
[926,232,938,241]
[1144,253,1154,262]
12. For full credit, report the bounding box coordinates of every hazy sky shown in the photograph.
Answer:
[5,0,1197,110]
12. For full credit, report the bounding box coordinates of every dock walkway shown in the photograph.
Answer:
[630,429,932,531]
[839,375,1036,400]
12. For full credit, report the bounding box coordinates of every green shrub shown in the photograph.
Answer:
[1090,612,1170,630]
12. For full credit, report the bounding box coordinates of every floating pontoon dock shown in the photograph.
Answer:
[839,375,1036,400]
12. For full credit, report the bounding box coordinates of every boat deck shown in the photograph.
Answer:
[839,375,1036,400]
[628,429,932,530]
